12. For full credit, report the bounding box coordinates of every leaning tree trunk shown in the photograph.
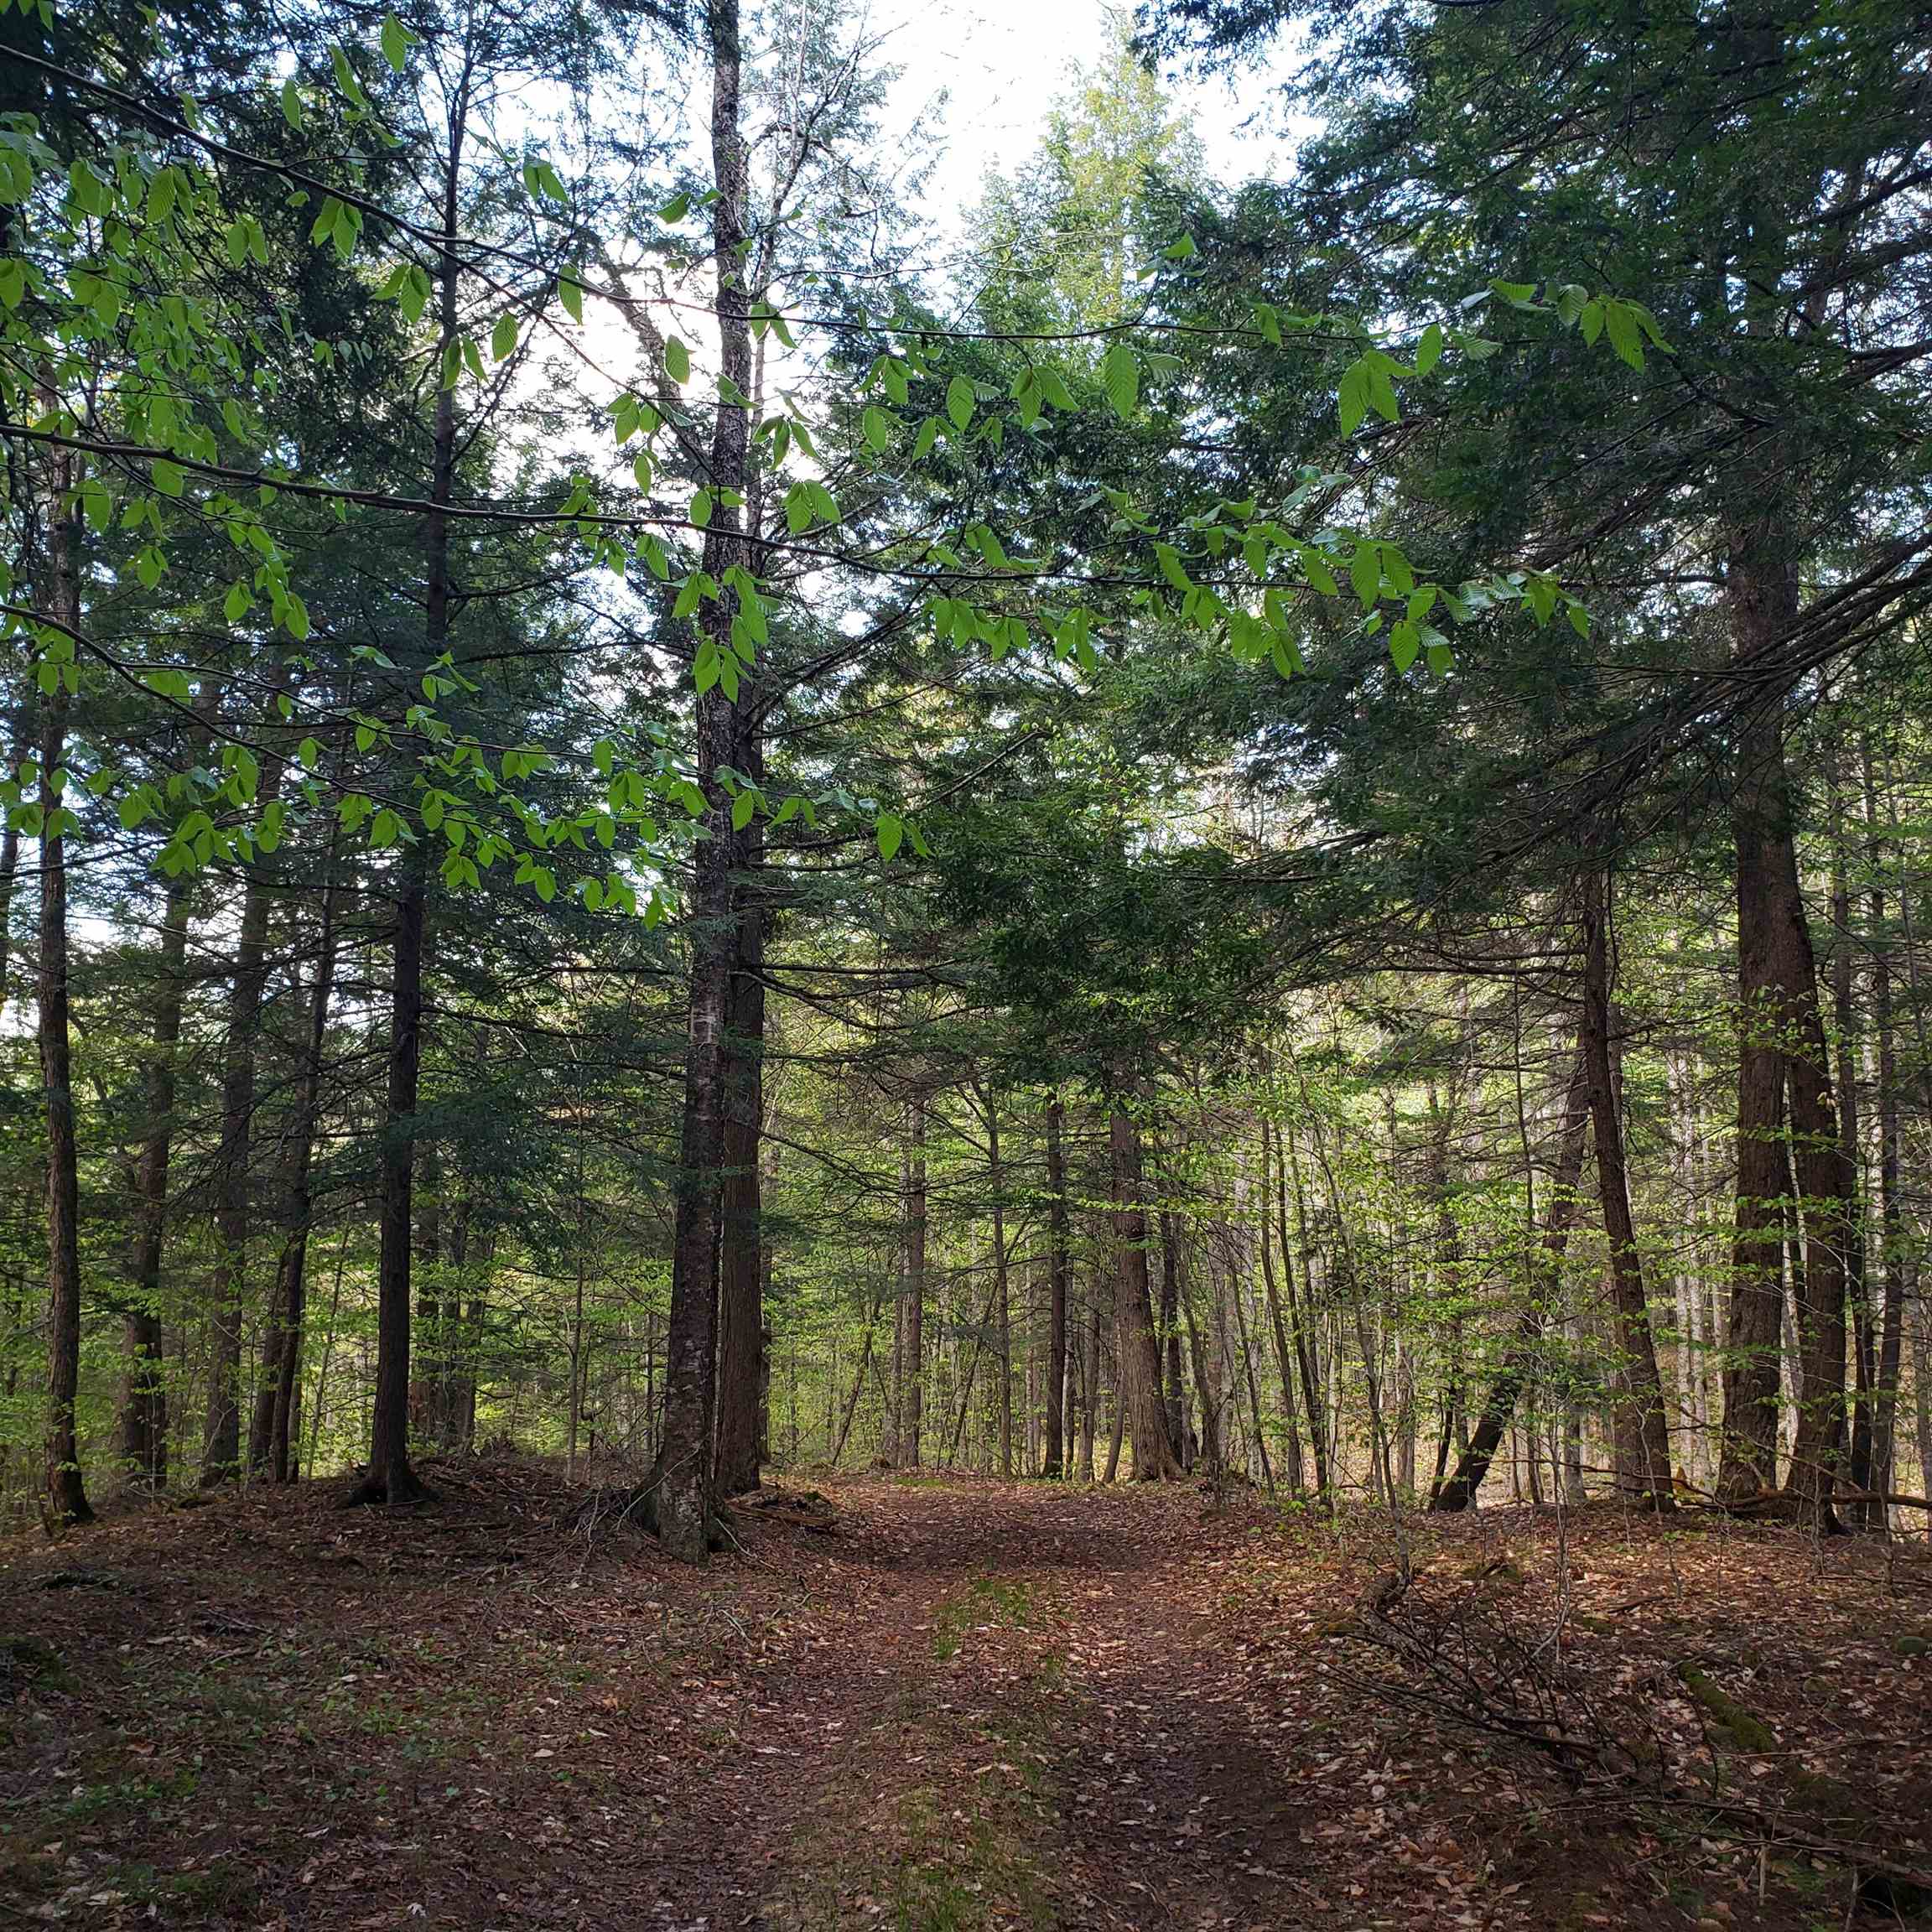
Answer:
[1108,1105,1181,1480]
[1432,1048,1590,1512]
[1580,863,1673,1506]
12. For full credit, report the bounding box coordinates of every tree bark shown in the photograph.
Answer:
[200,707,283,1486]
[652,0,754,1561]
[250,862,339,1482]
[348,56,474,1506]
[1863,740,1905,1516]
[1432,1049,1590,1512]
[1580,863,1673,1506]
[714,734,765,1497]
[38,465,91,1528]
[893,1096,927,1467]
[1716,539,1854,1526]
[1042,1095,1070,1477]
[1108,1107,1180,1479]
[1257,1122,1302,1492]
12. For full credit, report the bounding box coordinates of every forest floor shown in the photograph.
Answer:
[3,1461,1930,1931]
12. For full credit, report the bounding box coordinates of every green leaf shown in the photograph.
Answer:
[665,336,690,383]
[690,488,714,529]
[559,270,584,325]
[875,812,904,862]
[281,76,304,128]
[862,405,894,454]
[379,12,409,71]
[1337,359,1369,436]
[1101,340,1140,418]
[731,789,756,831]
[945,375,975,432]
[1415,323,1443,377]
[1349,541,1381,609]
[1603,299,1644,370]
[151,459,185,497]
[491,312,518,361]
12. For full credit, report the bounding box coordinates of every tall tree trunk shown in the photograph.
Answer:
[714,743,766,1497]
[1257,1119,1304,1493]
[1716,543,1854,1524]
[121,866,195,1490]
[652,0,753,1561]
[251,865,339,1482]
[1433,1049,1590,1512]
[895,1096,927,1467]
[0,697,25,1017]
[38,465,91,1528]
[1830,770,1874,1523]
[1107,1106,1180,1479]
[1280,1129,1330,1502]
[1042,1095,1070,1478]
[1178,1237,1223,1477]
[350,62,474,1506]
[1079,1286,1100,1480]
[1718,694,1797,1503]
[1863,740,1904,1515]
[1159,1210,1192,1469]
[200,716,283,1486]
[985,1095,1012,1478]
[1580,863,1673,1506]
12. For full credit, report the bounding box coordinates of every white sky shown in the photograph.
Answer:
[861,0,1300,231]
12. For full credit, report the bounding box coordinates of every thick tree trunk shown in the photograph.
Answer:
[1719,695,1799,1503]
[1432,1049,1590,1512]
[1108,1107,1181,1480]
[652,0,754,1561]
[714,745,765,1498]
[1580,864,1673,1506]
[39,478,91,1528]
[1716,543,1854,1524]
[1042,1096,1070,1477]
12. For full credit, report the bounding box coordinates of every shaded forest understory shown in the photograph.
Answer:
[4,1463,1929,1930]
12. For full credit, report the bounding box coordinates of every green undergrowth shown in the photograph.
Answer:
[932,1576,1034,1661]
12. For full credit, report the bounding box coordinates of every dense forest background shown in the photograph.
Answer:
[3,0,1930,1552]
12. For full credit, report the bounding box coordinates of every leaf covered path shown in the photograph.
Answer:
[4,1463,1929,1929]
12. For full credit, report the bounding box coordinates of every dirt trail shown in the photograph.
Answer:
[5,1466,1929,1931]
